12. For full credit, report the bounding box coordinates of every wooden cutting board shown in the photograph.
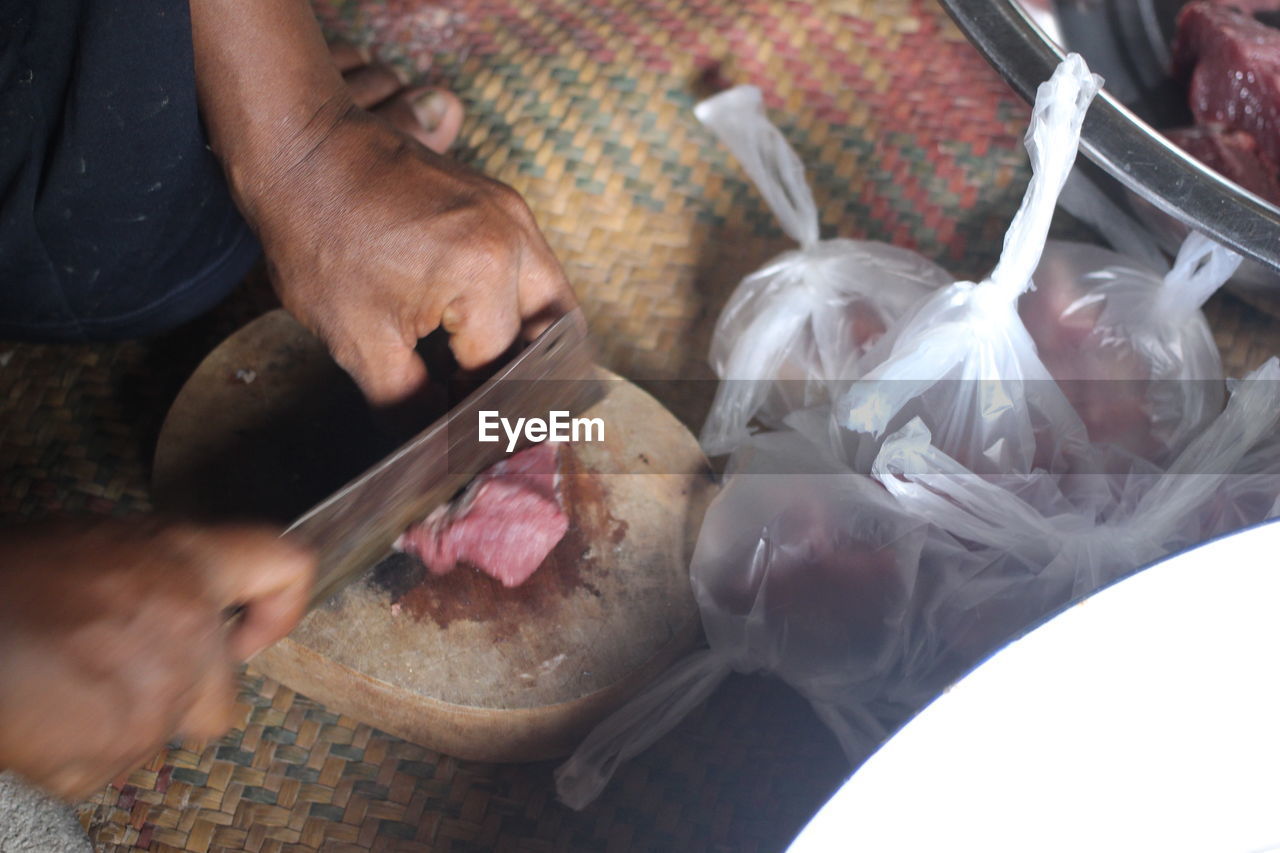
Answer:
[153,310,714,762]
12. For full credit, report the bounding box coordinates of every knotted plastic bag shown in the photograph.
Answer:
[870,357,1280,665]
[696,85,951,456]
[1020,232,1241,462]
[554,429,981,808]
[1196,427,1280,540]
[557,54,1100,810]
[840,55,1102,478]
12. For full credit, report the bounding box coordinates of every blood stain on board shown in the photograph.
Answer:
[369,444,628,638]
[610,519,629,545]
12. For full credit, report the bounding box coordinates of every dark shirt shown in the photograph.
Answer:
[0,0,255,340]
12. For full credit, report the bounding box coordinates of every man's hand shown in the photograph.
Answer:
[190,0,577,408]
[251,108,575,407]
[0,520,313,800]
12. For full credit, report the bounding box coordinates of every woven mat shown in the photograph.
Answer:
[0,0,1273,850]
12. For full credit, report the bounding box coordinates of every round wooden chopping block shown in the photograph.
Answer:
[153,310,714,762]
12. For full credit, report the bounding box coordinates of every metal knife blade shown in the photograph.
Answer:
[285,308,597,611]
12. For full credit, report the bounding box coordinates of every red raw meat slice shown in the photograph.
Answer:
[1204,1,1280,13]
[395,442,568,588]
[1167,124,1280,202]
[1173,2,1280,167]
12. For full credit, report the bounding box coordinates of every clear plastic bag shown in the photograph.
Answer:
[840,55,1103,478]
[558,360,1277,810]
[557,53,1280,813]
[871,357,1280,631]
[696,85,951,456]
[558,54,1103,810]
[1182,364,1280,541]
[1196,431,1280,539]
[1020,232,1241,461]
[555,428,981,809]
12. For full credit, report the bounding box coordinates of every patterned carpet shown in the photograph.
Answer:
[0,0,1275,850]
[311,0,1037,412]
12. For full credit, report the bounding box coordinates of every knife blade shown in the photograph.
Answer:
[285,308,598,611]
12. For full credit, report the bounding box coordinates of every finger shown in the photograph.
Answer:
[341,339,433,409]
[328,40,368,73]
[516,242,578,341]
[193,525,315,604]
[342,63,403,110]
[186,526,315,656]
[443,289,522,371]
[227,582,309,661]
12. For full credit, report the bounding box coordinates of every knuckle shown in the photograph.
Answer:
[453,230,514,281]
[463,224,510,258]
[486,181,536,225]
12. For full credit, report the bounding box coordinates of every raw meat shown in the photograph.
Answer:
[395,442,567,588]
[1173,2,1280,169]
[701,485,908,667]
[1019,243,1162,458]
[1166,124,1280,202]
[1205,0,1280,15]
[1020,238,1233,463]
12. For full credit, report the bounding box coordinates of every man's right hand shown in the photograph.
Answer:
[188,0,578,410]
[247,106,577,409]
[0,520,313,800]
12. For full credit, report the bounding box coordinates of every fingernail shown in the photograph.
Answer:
[440,302,462,332]
[412,91,450,132]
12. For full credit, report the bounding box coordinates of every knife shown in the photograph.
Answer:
[284,308,598,611]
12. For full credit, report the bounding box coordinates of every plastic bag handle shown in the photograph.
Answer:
[554,650,732,810]
[985,54,1102,305]
[874,361,1280,579]
[695,85,821,249]
[872,419,1071,564]
[1130,357,1280,534]
[1153,231,1243,320]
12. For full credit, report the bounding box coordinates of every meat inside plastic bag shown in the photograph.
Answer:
[872,357,1280,637]
[555,428,981,808]
[556,53,1280,812]
[840,54,1102,479]
[557,359,1280,810]
[1019,233,1240,462]
[695,85,951,456]
[692,432,925,690]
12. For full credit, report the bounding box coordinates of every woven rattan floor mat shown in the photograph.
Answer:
[0,0,1276,850]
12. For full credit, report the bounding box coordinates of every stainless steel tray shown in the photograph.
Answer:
[938,0,1280,280]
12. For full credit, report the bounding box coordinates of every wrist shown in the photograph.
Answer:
[188,0,359,228]
[216,91,360,226]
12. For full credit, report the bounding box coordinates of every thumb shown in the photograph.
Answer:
[191,525,316,661]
